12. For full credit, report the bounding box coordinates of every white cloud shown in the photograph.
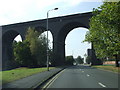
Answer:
[0,0,103,25]
[0,17,11,25]
[0,0,34,25]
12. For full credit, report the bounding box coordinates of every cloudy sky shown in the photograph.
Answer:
[0,0,103,58]
[0,0,103,25]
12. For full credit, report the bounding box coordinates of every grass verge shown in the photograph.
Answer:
[1,67,55,85]
[92,65,120,73]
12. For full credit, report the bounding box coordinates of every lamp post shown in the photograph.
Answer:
[46,8,58,71]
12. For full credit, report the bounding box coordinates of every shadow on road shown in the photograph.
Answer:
[66,65,95,70]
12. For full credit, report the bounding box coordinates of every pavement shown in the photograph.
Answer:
[2,67,65,89]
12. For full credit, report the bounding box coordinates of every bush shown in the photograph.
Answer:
[65,56,74,65]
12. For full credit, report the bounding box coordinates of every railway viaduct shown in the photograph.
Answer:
[0,12,98,70]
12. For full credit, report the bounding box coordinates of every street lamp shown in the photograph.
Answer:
[46,8,58,71]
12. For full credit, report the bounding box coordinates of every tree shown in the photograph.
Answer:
[13,27,52,67]
[84,1,120,67]
[48,48,54,66]
[25,27,51,67]
[65,56,74,65]
[13,41,33,67]
[75,56,84,64]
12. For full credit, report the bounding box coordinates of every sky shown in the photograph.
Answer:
[0,0,103,58]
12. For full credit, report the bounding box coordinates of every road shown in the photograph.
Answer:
[42,65,119,89]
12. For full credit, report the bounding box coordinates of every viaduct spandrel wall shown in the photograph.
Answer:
[1,12,97,70]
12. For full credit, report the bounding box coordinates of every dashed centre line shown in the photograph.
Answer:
[98,82,106,88]
[87,74,90,77]
[82,71,84,73]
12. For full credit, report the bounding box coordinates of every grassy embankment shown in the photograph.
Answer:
[92,65,120,73]
[0,67,55,85]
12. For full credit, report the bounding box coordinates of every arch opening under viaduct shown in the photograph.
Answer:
[2,30,24,69]
[55,22,89,65]
[65,26,90,60]
[1,12,98,70]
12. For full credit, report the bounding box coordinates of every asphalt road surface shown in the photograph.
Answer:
[42,65,119,89]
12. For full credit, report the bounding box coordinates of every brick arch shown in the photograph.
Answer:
[57,21,88,42]
[2,30,24,43]
[53,22,90,65]
[2,30,24,70]
[34,26,54,38]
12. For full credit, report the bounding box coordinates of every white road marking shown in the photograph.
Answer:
[87,74,90,77]
[82,71,84,73]
[98,82,106,88]
[42,69,65,89]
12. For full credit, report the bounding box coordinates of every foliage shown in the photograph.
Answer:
[13,27,52,67]
[86,56,92,64]
[48,49,54,66]
[84,2,120,66]
[75,56,84,64]
[25,27,48,67]
[65,56,74,65]
[13,41,33,67]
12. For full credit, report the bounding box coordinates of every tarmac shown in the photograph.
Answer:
[2,67,65,89]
